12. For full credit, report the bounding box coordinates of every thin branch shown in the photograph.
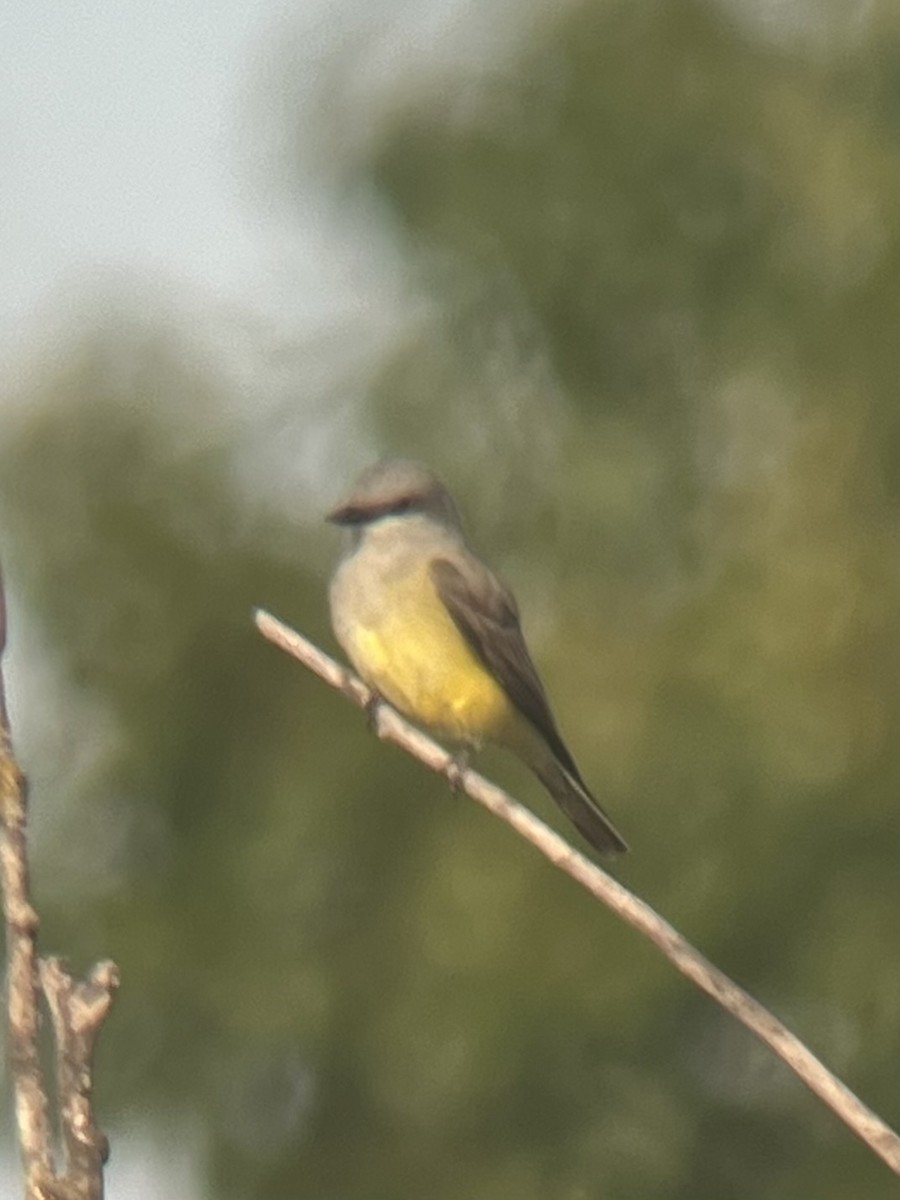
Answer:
[0,568,54,1197]
[255,607,900,1178]
[40,958,118,1188]
[0,567,117,1200]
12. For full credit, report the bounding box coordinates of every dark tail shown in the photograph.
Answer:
[532,758,628,856]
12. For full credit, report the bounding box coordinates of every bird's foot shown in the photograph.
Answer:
[363,689,384,733]
[446,749,470,794]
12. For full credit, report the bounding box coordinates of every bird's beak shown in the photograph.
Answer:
[326,501,362,525]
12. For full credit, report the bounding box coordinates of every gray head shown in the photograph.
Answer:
[327,460,463,531]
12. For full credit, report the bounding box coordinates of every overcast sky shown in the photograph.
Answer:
[2,0,420,379]
[5,2,274,314]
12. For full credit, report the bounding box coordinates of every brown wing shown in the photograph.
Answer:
[429,556,583,782]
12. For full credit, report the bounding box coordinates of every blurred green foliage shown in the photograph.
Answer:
[3,2,900,1198]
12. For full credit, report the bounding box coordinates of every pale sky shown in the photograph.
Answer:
[4,1,275,314]
[1,0,428,383]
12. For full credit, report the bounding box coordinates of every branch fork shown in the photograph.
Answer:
[0,570,117,1200]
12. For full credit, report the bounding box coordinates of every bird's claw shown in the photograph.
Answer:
[446,750,470,794]
[363,690,383,733]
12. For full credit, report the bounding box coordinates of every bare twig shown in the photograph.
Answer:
[0,567,117,1200]
[40,959,118,1187]
[0,568,54,1198]
[255,607,900,1178]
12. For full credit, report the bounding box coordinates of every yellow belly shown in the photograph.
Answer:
[344,574,512,743]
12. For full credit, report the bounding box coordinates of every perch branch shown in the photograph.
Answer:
[255,607,900,1178]
[0,567,118,1200]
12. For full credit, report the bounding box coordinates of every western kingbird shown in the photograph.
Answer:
[327,460,628,856]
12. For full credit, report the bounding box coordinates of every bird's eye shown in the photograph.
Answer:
[392,497,413,513]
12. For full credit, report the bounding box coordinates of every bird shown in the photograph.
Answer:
[326,459,628,855]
